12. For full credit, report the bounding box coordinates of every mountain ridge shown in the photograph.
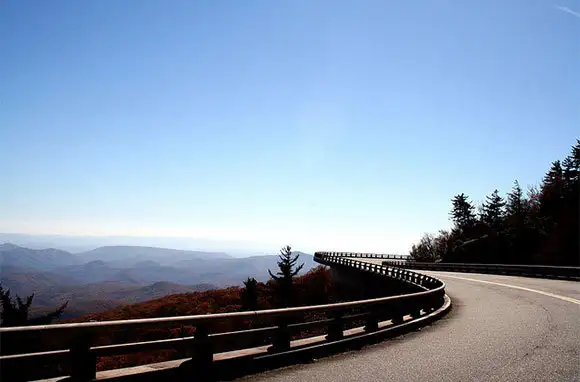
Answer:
[0,243,316,317]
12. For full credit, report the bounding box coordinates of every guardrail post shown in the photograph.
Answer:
[70,331,96,380]
[391,301,405,325]
[364,311,379,332]
[192,323,213,378]
[411,305,422,318]
[392,315,404,325]
[269,318,291,352]
[326,311,344,341]
[427,292,444,312]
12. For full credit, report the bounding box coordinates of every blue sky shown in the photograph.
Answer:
[1,1,578,254]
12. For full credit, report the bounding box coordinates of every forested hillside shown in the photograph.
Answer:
[64,265,345,371]
[410,140,579,266]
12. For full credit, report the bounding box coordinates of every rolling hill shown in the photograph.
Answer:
[77,245,232,267]
[0,243,316,317]
[0,243,81,270]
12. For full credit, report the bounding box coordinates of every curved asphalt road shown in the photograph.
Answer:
[244,270,580,382]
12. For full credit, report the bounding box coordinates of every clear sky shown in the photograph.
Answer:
[1,1,578,254]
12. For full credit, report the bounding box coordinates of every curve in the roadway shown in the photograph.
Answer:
[243,268,580,382]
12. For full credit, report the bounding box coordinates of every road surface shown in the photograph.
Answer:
[244,270,580,382]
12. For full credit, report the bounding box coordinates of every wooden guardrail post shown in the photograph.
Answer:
[411,302,422,318]
[269,318,291,352]
[70,331,96,380]
[192,323,213,378]
[364,310,379,332]
[427,292,445,312]
[390,300,405,325]
[326,310,344,341]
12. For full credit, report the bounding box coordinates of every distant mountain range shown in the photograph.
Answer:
[0,243,316,318]
[79,245,231,266]
[0,243,82,270]
[0,233,284,256]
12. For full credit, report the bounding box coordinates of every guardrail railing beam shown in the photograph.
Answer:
[380,259,580,281]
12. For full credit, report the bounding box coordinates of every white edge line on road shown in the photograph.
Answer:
[429,273,580,305]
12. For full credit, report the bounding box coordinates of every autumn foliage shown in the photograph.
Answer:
[60,265,347,371]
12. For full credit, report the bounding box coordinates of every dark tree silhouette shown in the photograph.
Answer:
[506,181,526,219]
[410,230,458,263]
[503,180,534,264]
[0,284,68,327]
[450,193,476,232]
[268,245,304,307]
[540,160,565,218]
[409,233,437,261]
[241,277,258,311]
[411,139,580,266]
[480,189,506,230]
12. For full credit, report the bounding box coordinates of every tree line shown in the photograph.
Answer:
[410,139,579,266]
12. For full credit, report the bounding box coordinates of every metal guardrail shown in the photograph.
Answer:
[0,253,446,381]
[318,252,408,260]
[380,260,580,281]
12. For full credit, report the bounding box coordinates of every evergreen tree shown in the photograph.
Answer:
[241,277,258,311]
[540,160,565,217]
[562,140,579,194]
[268,245,304,307]
[0,285,68,327]
[450,193,476,231]
[557,141,580,265]
[506,181,525,218]
[481,189,506,230]
[503,180,532,263]
[410,139,579,266]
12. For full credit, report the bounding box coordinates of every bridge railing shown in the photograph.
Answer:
[317,252,408,260]
[0,253,445,381]
[381,260,580,280]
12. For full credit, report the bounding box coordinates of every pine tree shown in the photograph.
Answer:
[481,189,506,230]
[410,139,579,266]
[506,181,525,218]
[540,160,565,217]
[450,193,476,231]
[558,140,580,265]
[268,245,304,307]
[0,285,68,327]
[503,180,531,263]
[562,140,579,195]
[241,277,258,311]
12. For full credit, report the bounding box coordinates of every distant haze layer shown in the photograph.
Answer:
[0,233,298,257]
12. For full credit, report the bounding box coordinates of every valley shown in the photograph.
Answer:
[0,243,315,318]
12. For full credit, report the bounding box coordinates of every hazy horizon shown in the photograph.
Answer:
[0,232,311,257]
[1,1,578,254]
